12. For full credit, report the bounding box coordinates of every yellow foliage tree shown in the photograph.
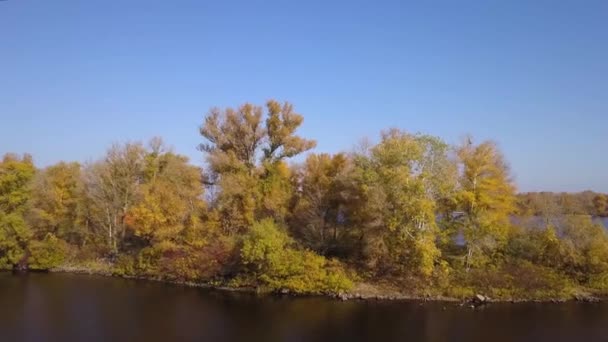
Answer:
[456,138,516,269]
[199,100,315,233]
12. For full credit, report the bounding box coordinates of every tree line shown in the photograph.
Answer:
[517,191,608,217]
[1,100,607,299]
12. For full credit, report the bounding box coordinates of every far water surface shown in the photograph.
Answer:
[0,273,607,342]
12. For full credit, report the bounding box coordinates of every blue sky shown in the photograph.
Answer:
[1,1,607,192]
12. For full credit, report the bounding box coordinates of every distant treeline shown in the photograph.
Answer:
[1,100,607,300]
[517,191,608,217]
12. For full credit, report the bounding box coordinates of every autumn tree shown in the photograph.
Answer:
[455,138,516,269]
[516,191,607,219]
[0,154,36,269]
[123,140,211,279]
[515,192,563,225]
[593,194,608,217]
[126,141,203,245]
[351,130,456,277]
[28,162,83,245]
[81,142,146,254]
[558,193,587,215]
[199,100,315,233]
[509,216,608,289]
[557,216,608,281]
[290,153,360,257]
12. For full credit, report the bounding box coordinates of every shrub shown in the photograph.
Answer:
[113,254,136,276]
[117,234,239,283]
[0,213,33,269]
[447,260,574,300]
[588,273,608,293]
[27,234,67,270]
[241,219,353,294]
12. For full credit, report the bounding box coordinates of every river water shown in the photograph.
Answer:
[0,273,607,342]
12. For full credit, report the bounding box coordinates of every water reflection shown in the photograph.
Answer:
[0,273,607,342]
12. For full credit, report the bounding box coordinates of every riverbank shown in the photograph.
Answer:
[47,263,604,305]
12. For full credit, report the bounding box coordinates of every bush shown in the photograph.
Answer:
[0,213,33,269]
[447,260,574,300]
[137,242,203,282]
[27,234,67,270]
[241,219,353,294]
[111,234,239,283]
[113,254,136,276]
[588,273,608,293]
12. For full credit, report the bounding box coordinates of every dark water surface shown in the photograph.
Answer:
[1,273,607,342]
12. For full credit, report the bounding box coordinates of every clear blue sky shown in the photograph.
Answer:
[1,1,607,192]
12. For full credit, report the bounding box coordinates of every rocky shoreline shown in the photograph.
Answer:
[42,266,604,306]
[331,292,602,305]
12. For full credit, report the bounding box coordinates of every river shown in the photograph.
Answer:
[0,273,607,341]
